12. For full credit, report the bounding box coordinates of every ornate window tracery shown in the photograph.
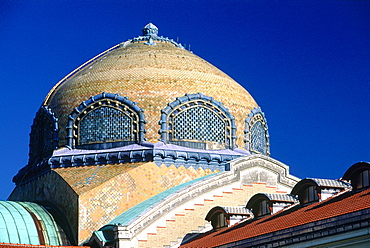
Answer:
[67,93,145,149]
[159,93,236,150]
[245,107,270,156]
[29,106,58,165]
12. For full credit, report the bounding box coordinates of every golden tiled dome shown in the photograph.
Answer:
[44,24,258,148]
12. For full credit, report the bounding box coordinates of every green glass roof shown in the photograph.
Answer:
[0,201,64,245]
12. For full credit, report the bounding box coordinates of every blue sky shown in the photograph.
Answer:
[0,1,369,200]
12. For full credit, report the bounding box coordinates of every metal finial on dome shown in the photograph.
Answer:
[142,23,159,36]
[128,22,184,48]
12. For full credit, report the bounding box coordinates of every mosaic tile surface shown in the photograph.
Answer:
[44,41,258,148]
[53,162,218,244]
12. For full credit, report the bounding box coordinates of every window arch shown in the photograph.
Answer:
[246,194,272,218]
[205,207,230,230]
[256,199,271,217]
[210,211,228,230]
[343,162,370,190]
[291,180,321,205]
[29,106,58,166]
[245,107,270,155]
[356,170,370,189]
[302,185,319,204]
[67,92,145,149]
[159,93,236,150]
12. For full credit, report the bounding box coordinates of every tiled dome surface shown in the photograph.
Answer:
[44,38,258,147]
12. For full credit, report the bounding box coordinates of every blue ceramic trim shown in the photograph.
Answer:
[13,142,248,185]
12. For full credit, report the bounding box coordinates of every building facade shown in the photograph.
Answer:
[2,23,366,248]
[180,162,370,248]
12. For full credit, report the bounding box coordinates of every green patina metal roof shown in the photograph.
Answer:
[106,174,216,227]
[0,201,65,245]
[0,201,39,244]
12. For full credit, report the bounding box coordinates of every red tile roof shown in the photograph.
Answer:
[180,188,370,248]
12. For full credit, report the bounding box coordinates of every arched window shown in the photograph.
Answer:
[343,162,370,190]
[29,106,58,166]
[291,180,321,205]
[256,199,271,217]
[303,185,319,204]
[159,93,236,150]
[67,93,145,149]
[246,194,273,218]
[206,206,251,230]
[211,212,228,230]
[79,106,132,145]
[245,107,270,155]
[356,170,370,189]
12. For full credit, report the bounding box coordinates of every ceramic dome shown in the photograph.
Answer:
[29,23,269,164]
[11,24,275,245]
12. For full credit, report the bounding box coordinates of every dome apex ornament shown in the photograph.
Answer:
[128,22,184,48]
[142,23,159,37]
[142,23,158,45]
